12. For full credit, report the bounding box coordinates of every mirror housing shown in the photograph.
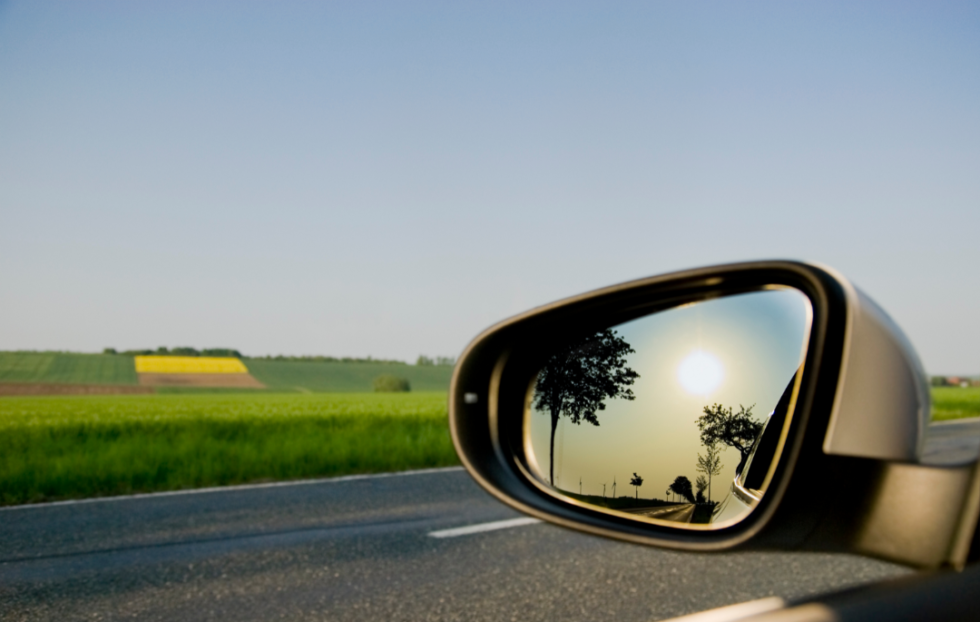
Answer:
[449,261,980,568]
[822,277,931,462]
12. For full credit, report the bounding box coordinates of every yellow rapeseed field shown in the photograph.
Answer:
[134,356,249,374]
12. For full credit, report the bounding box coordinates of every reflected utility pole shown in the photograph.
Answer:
[603,483,606,498]
[579,477,582,495]
[612,477,616,498]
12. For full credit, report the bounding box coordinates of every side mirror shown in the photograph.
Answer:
[449,261,980,568]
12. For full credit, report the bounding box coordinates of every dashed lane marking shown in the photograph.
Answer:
[428,517,541,538]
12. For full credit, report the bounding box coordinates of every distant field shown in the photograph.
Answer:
[931,387,980,421]
[0,352,454,393]
[0,392,456,505]
[244,359,453,392]
[0,352,138,385]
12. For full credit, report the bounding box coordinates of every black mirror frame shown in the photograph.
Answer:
[449,261,852,551]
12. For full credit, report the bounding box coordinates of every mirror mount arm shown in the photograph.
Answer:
[842,459,980,569]
[749,453,980,570]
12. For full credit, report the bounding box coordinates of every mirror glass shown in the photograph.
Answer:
[523,288,812,528]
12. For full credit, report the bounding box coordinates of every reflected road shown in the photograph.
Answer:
[627,503,696,523]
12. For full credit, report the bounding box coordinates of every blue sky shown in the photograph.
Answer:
[1,1,977,373]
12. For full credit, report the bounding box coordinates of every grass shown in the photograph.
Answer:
[0,392,458,505]
[931,387,980,422]
[0,352,138,385]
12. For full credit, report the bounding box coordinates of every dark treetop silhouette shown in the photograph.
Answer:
[629,472,644,499]
[697,403,763,475]
[695,475,708,504]
[533,329,639,486]
[670,476,695,504]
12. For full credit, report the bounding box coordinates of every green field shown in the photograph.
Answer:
[244,359,453,392]
[0,352,138,385]
[0,351,453,393]
[0,392,457,505]
[931,387,980,421]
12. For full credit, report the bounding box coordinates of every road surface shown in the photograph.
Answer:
[0,467,910,622]
[922,418,980,465]
[627,504,696,523]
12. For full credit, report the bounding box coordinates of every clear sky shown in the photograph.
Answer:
[1,1,977,373]
[526,289,810,502]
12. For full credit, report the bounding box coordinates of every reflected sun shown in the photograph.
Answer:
[677,350,724,395]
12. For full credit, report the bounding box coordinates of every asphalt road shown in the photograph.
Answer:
[922,418,980,465]
[0,467,912,622]
[627,504,696,523]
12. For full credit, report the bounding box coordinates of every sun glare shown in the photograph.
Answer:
[677,350,724,395]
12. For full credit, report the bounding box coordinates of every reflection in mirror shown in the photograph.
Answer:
[524,289,812,529]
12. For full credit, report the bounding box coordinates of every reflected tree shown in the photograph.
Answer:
[533,329,639,485]
[629,472,644,499]
[669,476,695,504]
[695,475,708,504]
[697,403,763,475]
[695,443,723,503]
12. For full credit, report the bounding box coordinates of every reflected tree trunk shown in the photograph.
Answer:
[549,409,559,486]
[736,449,751,476]
[534,330,639,489]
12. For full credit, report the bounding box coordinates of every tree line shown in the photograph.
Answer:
[104,347,244,358]
[247,354,409,365]
[416,355,456,366]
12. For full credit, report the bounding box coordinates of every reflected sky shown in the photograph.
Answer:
[526,289,811,503]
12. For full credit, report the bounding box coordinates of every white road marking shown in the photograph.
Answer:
[0,466,465,511]
[428,517,541,538]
